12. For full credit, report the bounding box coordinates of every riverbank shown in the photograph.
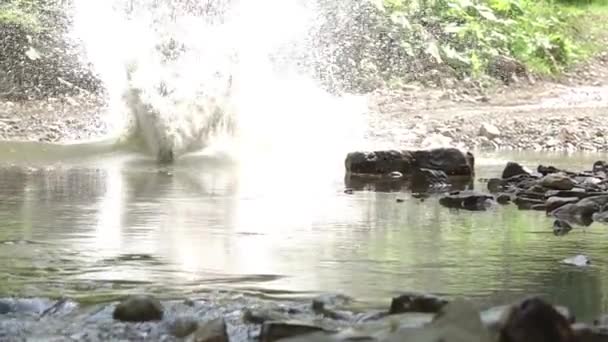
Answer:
[1,291,606,341]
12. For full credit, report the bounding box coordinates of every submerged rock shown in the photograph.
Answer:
[389,292,448,315]
[562,255,591,267]
[592,211,608,223]
[553,220,573,236]
[496,194,512,205]
[439,192,496,211]
[112,295,164,322]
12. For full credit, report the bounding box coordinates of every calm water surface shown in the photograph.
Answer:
[1,145,608,321]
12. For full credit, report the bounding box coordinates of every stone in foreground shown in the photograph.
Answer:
[498,297,575,342]
[112,295,164,322]
[189,318,229,342]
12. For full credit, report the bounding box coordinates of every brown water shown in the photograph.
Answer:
[1,144,608,321]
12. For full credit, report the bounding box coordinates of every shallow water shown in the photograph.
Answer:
[1,144,608,322]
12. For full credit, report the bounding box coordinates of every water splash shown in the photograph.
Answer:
[70,0,368,164]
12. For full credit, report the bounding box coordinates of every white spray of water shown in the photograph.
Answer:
[70,0,368,165]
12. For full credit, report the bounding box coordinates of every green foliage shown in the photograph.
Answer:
[372,0,604,83]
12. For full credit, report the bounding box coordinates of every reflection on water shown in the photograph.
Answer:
[1,150,608,320]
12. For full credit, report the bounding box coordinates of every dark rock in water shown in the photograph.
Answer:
[396,198,405,203]
[546,197,580,213]
[260,320,329,342]
[412,148,475,177]
[344,189,354,195]
[572,323,608,342]
[531,204,547,211]
[540,173,576,190]
[482,302,574,333]
[190,318,229,342]
[169,316,199,338]
[112,295,164,322]
[502,162,531,179]
[516,191,546,201]
[553,220,573,236]
[488,178,505,193]
[389,292,448,314]
[498,297,575,342]
[496,194,512,205]
[562,255,590,267]
[514,197,545,210]
[551,195,608,224]
[345,150,415,175]
[439,192,495,211]
[545,189,602,200]
[538,165,561,176]
[592,211,608,223]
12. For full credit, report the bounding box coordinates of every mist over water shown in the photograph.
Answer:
[70,0,368,165]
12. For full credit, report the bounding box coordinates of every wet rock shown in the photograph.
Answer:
[169,316,199,338]
[553,220,573,236]
[498,297,575,342]
[479,123,501,139]
[562,255,590,267]
[496,194,512,205]
[345,150,415,175]
[189,318,229,342]
[487,178,505,193]
[412,148,475,176]
[545,190,603,200]
[551,195,608,224]
[260,320,329,342]
[112,295,164,322]
[546,197,580,213]
[389,292,448,314]
[502,162,531,179]
[514,196,545,210]
[540,173,576,190]
[572,323,608,342]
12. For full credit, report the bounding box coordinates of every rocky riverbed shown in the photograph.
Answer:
[1,292,606,341]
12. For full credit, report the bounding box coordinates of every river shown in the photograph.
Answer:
[1,143,607,323]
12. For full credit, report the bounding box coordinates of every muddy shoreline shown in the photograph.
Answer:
[2,77,608,153]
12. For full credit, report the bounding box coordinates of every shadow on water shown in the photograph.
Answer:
[2,149,608,320]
